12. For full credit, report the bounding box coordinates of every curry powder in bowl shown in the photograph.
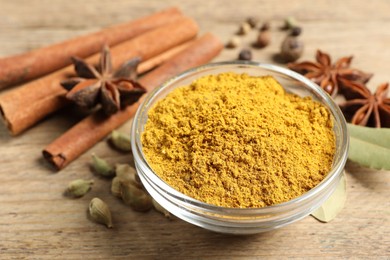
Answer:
[131,62,348,234]
[142,72,335,208]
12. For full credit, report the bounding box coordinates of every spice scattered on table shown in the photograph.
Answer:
[246,17,259,28]
[65,179,94,198]
[89,198,113,228]
[339,80,390,127]
[259,21,270,31]
[224,17,308,64]
[152,199,172,218]
[111,163,142,198]
[91,153,115,177]
[238,49,253,60]
[121,181,153,212]
[109,130,132,152]
[142,72,336,208]
[61,46,146,115]
[109,163,154,212]
[238,22,251,35]
[114,164,141,188]
[256,22,271,48]
[288,50,372,97]
[226,36,241,48]
[280,27,304,62]
[290,26,302,36]
[111,176,123,198]
[282,16,298,30]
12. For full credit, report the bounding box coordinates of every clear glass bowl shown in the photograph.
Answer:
[131,61,349,235]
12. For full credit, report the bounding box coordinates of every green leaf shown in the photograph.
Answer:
[348,123,390,148]
[311,172,347,223]
[347,124,390,170]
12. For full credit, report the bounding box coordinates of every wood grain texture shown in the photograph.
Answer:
[0,0,389,259]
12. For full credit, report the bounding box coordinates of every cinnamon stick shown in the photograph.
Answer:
[43,33,223,170]
[0,7,183,89]
[0,17,198,135]
[136,40,194,74]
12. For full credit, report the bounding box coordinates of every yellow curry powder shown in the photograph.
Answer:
[141,73,335,208]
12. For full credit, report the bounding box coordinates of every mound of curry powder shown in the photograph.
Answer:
[141,73,335,208]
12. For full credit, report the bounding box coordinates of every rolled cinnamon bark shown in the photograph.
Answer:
[0,17,198,135]
[43,33,223,170]
[0,7,183,89]
[136,40,194,74]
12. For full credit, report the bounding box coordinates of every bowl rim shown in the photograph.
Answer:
[131,60,349,213]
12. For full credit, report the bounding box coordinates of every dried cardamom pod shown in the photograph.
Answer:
[152,199,171,219]
[120,182,152,212]
[115,164,142,188]
[109,130,132,152]
[111,176,122,198]
[66,179,94,198]
[91,153,114,177]
[112,164,142,198]
[88,197,113,228]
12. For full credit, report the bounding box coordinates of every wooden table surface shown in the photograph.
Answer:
[1,0,389,259]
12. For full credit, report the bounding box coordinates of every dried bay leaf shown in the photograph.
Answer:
[349,137,390,170]
[311,172,347,223]
[347,124,390,170]
[348,123,390,148]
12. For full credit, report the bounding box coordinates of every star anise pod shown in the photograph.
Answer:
[338,78,390,128]
[288,50,372,97]
[61,45,146,115]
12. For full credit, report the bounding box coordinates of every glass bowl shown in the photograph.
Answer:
[131,61,349,235]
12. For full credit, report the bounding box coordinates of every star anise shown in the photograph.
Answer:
[61,45,146,115]
[288,50,372,97]
[338,78,390,128]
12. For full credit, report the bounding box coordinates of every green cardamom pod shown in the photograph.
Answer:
[66,179,94,198]
[88,197,113,228]
[120,182,152,212]
[115,164,142,188]
[152,199,171,219]
[91,153,114,177]
[112,164,142,198]
[109,130,132,152]
[111,176,122,198]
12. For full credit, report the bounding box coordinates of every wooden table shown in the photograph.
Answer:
[1,0,389,258]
